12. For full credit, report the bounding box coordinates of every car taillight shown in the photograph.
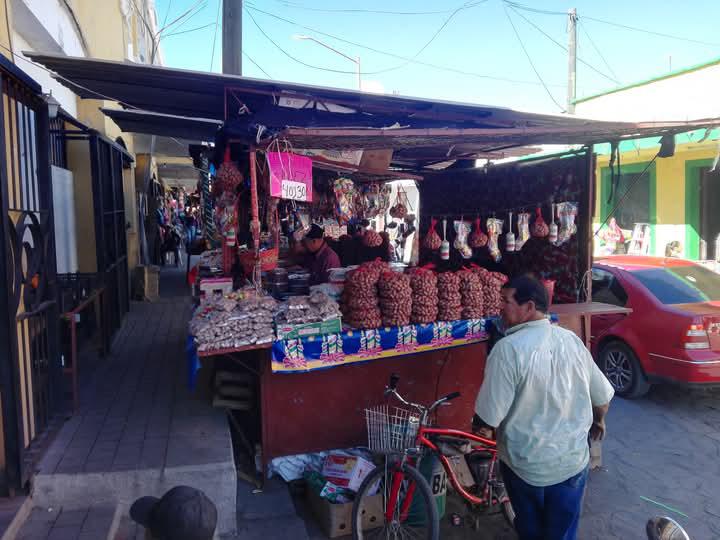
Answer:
[683,324,710,350]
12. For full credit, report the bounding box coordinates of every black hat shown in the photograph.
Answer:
[305,223,325,240]
[130,486,217,540]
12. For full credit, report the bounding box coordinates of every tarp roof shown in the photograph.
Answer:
[26,51,720,169]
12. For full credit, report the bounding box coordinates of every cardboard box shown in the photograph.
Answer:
[307,489,383,538]
[321,455,375,492]
[276,318,342,340]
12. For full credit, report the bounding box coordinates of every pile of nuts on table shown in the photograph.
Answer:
[378,271,412,326]
[409,268,438,324]
[341,261,386,329]
[276,291,342,324]
[190,292,277,352]
[459,270,484,319]
[437,271,463,322]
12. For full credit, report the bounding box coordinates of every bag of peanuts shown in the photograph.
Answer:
[341,260,387,328]
[458,269,484,319]
[469,266,508,317]
[423,218,442,251]
[378,271,412,326]
[437,271,462,321]
[408,267,438,324]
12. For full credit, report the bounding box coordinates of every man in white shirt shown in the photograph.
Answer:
[475,275,614,540]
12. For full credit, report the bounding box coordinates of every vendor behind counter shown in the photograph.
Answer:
[294,224,341,285]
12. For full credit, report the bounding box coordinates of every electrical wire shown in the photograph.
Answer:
[578,19,619,82]
[245,1,488,77]
[210,0,221,71]
[243,51,273,79]
[506,5,621,85]
[264,0,487,16]
[503,1,565,16]
[244,3,566,87]
[163,22,217,38]
[582,15,720,48]
[161,0,172,28]
[503,6,565,113]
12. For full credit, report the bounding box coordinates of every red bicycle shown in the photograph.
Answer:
[351,374,514,540]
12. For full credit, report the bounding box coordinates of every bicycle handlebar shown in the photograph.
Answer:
[384,375,461,415]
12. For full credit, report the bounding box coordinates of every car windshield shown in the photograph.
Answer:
[631,265,720,304]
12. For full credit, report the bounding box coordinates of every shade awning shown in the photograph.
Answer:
[100,108,222,140]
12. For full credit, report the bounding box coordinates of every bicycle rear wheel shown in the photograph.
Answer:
[352,460,439,540]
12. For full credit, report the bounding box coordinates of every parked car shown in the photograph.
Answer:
[591,256,720,398]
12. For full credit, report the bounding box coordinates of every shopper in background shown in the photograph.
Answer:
[474,275,614,540]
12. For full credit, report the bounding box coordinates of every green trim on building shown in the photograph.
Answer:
[600,161,657,252]
[684,158,714,260]
[574,55,720,104]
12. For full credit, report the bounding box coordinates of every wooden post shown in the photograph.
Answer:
[249,148,261,282]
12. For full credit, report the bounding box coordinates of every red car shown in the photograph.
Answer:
[591,256,720,398]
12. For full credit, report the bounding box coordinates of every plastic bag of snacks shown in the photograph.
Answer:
[531,206,549,238]
[362,229,383,247]
[423,218,442,251]
[408,267,438,324]
[516,212,531,250]
[468,217,488,249]
[471,267,508,317]
[554,202,578,246]
[437,272,462,321]
[486,218,504,262]
[453,220,473,259]
[333,177,356,225]
[341,260,387,329]
[458,270,484,319]
[378,271,412,326]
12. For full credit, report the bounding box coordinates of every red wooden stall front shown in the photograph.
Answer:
[260,342,488,462]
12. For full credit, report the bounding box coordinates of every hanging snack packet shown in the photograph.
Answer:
[531,206,549,238]
[423,218,442,250]
[486,218,504,262]
[555,202,578,246]
[454,220,473,259]
[333,177,356,225]
[516,212,531,250]
[468,217,488,248]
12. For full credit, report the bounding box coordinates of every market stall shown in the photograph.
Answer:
[185,138,608,470]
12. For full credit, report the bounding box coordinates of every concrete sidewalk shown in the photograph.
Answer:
[13,266,237,539]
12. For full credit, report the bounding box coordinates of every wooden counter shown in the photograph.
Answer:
[551,302,632,347]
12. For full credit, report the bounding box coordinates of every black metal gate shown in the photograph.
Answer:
[90,135,130,339]
[0,59,60,493]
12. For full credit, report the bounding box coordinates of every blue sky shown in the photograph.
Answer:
[155,0,720,114]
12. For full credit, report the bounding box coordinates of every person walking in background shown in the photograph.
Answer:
[185,209,198,246]
[474,275,614,540]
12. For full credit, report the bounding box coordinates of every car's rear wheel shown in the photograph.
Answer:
[599,341,650,398]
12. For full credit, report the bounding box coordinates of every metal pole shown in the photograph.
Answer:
[567,8,577,114]
[356,56,362,91]
[222,0,243,75]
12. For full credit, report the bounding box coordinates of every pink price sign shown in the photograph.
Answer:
[267,151,313,202]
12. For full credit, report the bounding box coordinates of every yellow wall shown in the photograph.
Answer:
[66,138,97,273]
[0,0,13,59]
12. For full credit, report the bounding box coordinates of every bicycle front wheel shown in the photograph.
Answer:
[352,460,439,540]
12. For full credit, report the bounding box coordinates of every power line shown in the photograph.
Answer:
[582,15,720,48]
[507,0,720,48]
[503,5,565,113]
[164,22,216,38]
[210,0,221,71]
[506,4,620,85]
[243,3,567,88]
[243,51,273,79]
[578,20,619,83]
[265,0,487,16]
[161,0,173,28]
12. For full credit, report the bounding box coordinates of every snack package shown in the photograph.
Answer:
[440,219,450,260]
[333,177,356,225]
[549,203,558,244]
[423,218,442,250]
[531,206,549,238]
[555,202,578,246]
[468,217,488,249]
[486,218,504,262]
[505,212,516,253]
[516,212,530,250]
[453,220,473,259]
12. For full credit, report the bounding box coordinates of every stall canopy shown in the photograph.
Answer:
[26,51,720,169]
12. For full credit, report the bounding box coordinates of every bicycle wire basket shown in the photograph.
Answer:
[365,404,421,454]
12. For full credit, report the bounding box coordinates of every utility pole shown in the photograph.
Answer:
[222,0,243,75]
[567,7,577,114]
